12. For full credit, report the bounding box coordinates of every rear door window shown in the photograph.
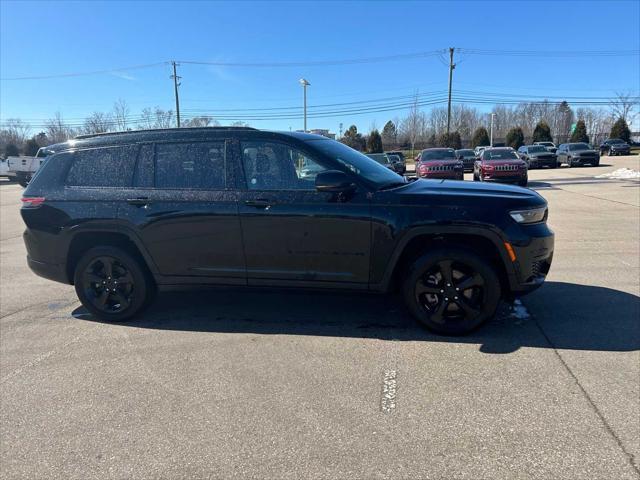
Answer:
[154,142,226,189]
[66,145,137,187]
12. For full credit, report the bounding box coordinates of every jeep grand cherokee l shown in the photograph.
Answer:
[474,147,528,186]
[21,128,553,335]
[556,143,600,167]
[416,148,464,180]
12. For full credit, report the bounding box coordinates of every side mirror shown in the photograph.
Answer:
[315,170,355,193]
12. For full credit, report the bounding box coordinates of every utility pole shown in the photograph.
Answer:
[490,113,496,146]
[446,47,455,137]
[299,78,310,132]
[171,61,181,128]
[339,122,343,138]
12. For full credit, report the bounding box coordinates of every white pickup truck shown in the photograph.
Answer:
[7,147,51,187]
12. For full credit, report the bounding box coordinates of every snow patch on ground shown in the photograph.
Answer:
[596,168,640,179]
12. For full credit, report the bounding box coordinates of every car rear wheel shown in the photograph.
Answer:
[402,248,502,335]
[74,246,154,322]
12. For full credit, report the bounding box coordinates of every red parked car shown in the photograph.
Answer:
[416,148,464,180]
[473,147,528,187]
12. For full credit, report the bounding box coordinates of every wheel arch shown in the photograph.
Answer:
[65,226,158,284]
[379,227,516,296]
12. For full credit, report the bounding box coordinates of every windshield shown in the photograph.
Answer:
[608,139,625,144]
[421,149,455,160]
[483,149,519,160]
[569,143,590,151]
[528,146,547,153]
[536,142,553,147]
[456,149,475,157]
[366,153,390,165]
[307,139,404,187]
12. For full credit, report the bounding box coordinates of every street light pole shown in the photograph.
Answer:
[490,113,496,146]
[299,78,310,132]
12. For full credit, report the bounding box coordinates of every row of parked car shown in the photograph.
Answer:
[366,137,633,188]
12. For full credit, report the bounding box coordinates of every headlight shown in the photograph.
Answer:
[509,206,547,224]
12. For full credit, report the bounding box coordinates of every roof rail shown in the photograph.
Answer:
[74,126,257,140]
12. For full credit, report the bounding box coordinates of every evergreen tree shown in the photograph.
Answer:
[471,127,490,147]
[610,117,631,143]
[367,129,383,153]
[381,120,397,146]
[532,121,553,143]
[570,120,589,143]
[437,131,461,149]
[505,127,525,149]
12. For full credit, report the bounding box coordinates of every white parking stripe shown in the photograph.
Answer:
[381,369,397,413]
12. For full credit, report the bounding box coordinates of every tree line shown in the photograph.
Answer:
[340,93,635,154]
[0,93,636,157]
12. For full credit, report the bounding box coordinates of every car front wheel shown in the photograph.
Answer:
[74,246,154,322]
[402,248,502,335]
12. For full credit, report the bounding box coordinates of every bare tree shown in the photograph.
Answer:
[154,108,174,129]
[183,116,220,128]
[609,91,638,122]
[112,98,130,131]
[137,108,155,130]
[400,93,426,154]
[45,112,74,143]
[1,119,31,147]
[82,111,112,134]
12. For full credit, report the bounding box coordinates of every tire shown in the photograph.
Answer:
[550,161,558,169]
[402,248,502,335]
[73,246,155,322]
[473,171,479,181]
[518,175,528,187]
[566,157,572,168]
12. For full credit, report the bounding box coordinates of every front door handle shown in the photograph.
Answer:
[244,199,272,209]
[126,197,150,207]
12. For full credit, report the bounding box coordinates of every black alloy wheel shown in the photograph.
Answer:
[403,249,501,335]
[74,246,153,322]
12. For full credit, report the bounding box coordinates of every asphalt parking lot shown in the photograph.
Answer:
[1,156,639,479]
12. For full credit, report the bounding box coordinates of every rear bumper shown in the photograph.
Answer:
[27,256,69,284]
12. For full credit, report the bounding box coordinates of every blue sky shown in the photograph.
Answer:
[1,0,639,134]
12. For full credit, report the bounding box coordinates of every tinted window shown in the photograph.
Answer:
[241,141,329,190]
[421,149,455,160]
[569,143,590,151]
[528,146,547,153]
[66,146,136,187]
[483,149,519,160]
[305,139,402,187]
[155,142,226,189]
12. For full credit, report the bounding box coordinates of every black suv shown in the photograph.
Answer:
[599,138,630,156]
[21,128,554,335]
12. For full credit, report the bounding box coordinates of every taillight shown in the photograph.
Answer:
[21,197,45,208]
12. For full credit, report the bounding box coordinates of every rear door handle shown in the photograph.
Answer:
[244,199,272,208]
[126,197,150,206]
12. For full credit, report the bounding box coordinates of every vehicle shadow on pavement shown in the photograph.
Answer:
[71,281,639,354]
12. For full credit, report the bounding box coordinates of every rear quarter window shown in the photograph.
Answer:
[66,146,137,187]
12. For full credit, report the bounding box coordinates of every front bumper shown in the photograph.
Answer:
[482,173,527,183]
[508,227,554,296]
[420,171,464,180]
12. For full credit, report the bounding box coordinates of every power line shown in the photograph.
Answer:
[0,62,168,81]
[5,48,636,82]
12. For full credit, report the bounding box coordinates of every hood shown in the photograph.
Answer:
[395,177,542,201]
